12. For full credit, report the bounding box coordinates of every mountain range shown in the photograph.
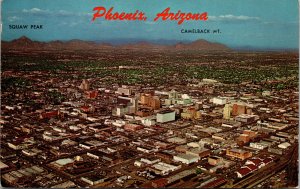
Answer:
[1,36,231,52]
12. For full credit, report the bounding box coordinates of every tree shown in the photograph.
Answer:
[196,168,202,174]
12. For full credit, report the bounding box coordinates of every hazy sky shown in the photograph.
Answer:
[2,0,299,49]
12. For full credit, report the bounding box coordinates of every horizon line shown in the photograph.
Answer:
[1,35,299,52]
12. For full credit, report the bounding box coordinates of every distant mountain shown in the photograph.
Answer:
[3,36,45,50]
[2,36,112,51]
[2,36,231,52]
[174,39,230,51]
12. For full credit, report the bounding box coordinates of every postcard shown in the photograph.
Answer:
[1,0,299,188]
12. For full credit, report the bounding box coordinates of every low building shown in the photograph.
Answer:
[262,91,271,96]
[212,133,228,141]
[212,97,228,105]
[268,147,283,155]
[134,161,143,167]
[167,169,195,184]
[186,148,210,158]
[141,118,156,126]
[151,162,181,175]
[236,166,252,178]
[141,157,160,165]
[278,142,291,149]
[117,86,132,96]
[237,134,250,143]
[235,114,258,123]
[0,161,9,170]
[81,175,105,186]
[181,107,201,120]
[249,142,268,150]
[22,148,42,156]
[226,148,252,160]
[245,158,264,168]
[2,166,44,185]
[267,122,289,131]
[49,158,74,170]
[137,146,153,153]
[221,120,242,128]
[156,110,175,123]
[167,137,186,144]
[208,156,223,166]
[124,124,144,132]
[175,145,189,153]
[187,142,200,148]
[173,153,200,164]
[154,141,170,149]
[8,142,28,150]
[136,109,152,117]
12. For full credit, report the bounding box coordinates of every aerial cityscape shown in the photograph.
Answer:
[1,36,298,188]
[1,0,299,188]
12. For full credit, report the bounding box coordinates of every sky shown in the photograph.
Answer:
[1,0,299,49]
